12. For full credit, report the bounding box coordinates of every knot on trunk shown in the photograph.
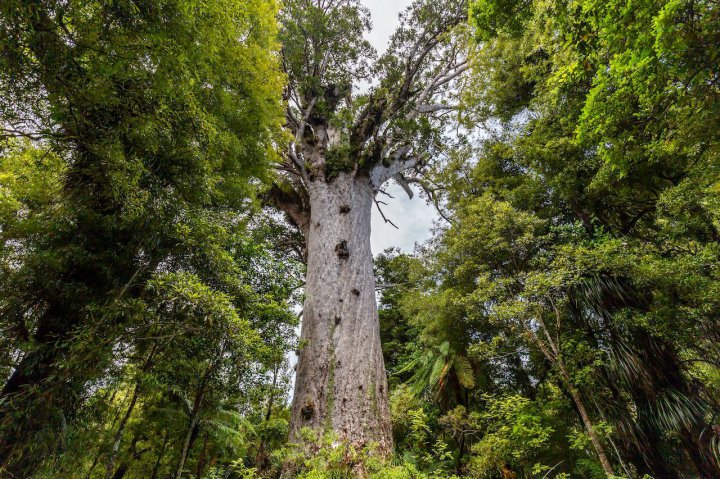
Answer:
[351,288,360,296]
[334,316,342,325]
[335,240,349,259]
[339,204,351,214]
[301,398,315,421]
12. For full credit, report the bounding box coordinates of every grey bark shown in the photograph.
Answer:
[274,2,468,461]
[271,6,468,467]
[289,172,392,455]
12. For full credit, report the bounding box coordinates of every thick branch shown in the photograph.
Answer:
[369,147,420,189]
[414,103,459,114]
[263,184,310,235]
[393,173,414,199]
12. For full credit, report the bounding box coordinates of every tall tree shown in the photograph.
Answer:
[0,0,283,474]
[272,0,469,454]
[405,0,720,474]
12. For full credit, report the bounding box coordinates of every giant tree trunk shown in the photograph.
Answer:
[289,172,392,455]
[275,0,467,459]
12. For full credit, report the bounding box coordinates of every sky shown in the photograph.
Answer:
[365,0,438,255]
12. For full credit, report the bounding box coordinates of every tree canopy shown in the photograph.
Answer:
[1,0,719,477]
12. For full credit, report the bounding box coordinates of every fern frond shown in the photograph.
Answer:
[453,355,475,389]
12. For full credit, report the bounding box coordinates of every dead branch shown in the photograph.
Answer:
[374,198,398,229]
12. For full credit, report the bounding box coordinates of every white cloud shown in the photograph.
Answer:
[363,0,410,53]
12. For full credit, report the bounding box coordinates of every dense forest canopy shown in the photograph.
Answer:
[1,0,719,478]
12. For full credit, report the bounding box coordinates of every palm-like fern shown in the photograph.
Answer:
[571,274,720,474]
[396,341,476,406]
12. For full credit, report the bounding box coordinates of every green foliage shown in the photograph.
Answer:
[365,0,720,475]
[279,0,375,92]
[470,0,532,40]
[324,143,355,181]
[397,341,476,397]
[469,394,554,476]
[278,430,459,479]
[0,0,291,475]
[2,0,720,477]
[376,249,423,387]
[424,0,720,475]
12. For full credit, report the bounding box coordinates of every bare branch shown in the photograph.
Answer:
[294,96,318,145]
[405,176,454,224]
[408,59,468,119]
[414,103,459,114]
[374,198,398,229]
[287,144,310,185]
[377,189,395,199]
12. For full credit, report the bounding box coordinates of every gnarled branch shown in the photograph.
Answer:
[263,184,311,235]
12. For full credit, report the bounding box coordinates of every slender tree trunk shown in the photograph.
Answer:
[266,363,279,422]
[109,434,138,479]
[175,409,200,479]
[106,347,157,479]
[105,383,141,479]
[150,430,169,479]
[194,433,210,478]
[86,448,103,479]
[256,364,279,472]
[557,362,615,477]
[174,357,218,479]
[289,172,392,455]
[175,371,212,479]
[455,434,465,475]
[534,315,615,477]
[110,462,129,479]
